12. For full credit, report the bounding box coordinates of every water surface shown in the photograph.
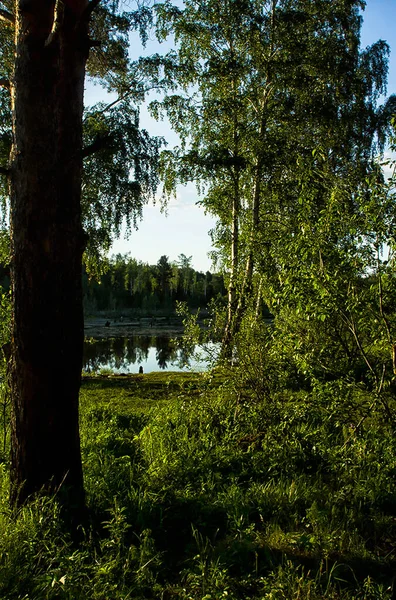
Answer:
[83,335,213,374]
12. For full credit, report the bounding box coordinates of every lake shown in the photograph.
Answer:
[83,335,215,374]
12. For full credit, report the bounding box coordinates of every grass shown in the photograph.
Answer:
[0,370,394,598]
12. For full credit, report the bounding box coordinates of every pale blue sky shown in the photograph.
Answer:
[86,1,396,272]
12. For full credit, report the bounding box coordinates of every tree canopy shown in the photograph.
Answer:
[145,0,396,355]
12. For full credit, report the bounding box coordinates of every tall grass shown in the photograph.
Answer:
[0,371,394,598]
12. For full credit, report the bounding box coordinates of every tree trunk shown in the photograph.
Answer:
[9,0,89,508]
[234,151,262,325]
[224,1,276,345]
[222,172,240,359]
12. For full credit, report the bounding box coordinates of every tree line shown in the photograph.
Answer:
[83,253,226,314]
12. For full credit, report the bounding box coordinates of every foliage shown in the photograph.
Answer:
[82,100,164,269]
[0,1,165,274]
[0,373,394,598]
[0,0,395,596]
[83,252,226,314]
[146,0,396,355]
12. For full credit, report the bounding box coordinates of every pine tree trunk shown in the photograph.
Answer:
[9,0,89,507]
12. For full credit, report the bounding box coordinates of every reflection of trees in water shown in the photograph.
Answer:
[175,346,192,369]
[111,337,126,370]
[83,335,198,372]
[125,338,137,365]
[134,336,152,364]
[155,336,179,370]
[83,339,115,372]
[84,338,133,372]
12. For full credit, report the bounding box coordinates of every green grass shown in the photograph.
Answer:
[0,371,394,599]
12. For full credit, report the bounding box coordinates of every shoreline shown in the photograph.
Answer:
[84,325,185,338]
[84,319,186,339]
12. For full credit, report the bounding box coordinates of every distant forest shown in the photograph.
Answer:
[83,253,226,314]
[0,252,226,315]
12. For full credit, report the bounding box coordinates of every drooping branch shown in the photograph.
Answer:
[84,93,130,122]
[83,80,167,125]
[0,7,14,24]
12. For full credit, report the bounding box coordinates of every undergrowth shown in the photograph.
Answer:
[0,371,394,599]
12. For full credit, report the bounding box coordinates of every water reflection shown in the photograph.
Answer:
[83,335,210,374]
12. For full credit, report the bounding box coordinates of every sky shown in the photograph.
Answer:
[85,0,396,273]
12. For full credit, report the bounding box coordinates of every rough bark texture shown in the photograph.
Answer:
[9,0,89,507]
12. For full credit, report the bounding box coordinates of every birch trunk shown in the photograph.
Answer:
[222,172,240,357]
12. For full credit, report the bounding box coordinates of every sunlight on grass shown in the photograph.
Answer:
[0,372,394,598]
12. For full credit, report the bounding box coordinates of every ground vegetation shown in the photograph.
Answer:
[0,372,394,598]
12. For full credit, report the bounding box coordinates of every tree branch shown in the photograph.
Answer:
[88,38,101,48]
[0,78,10,90]
[376,244,395,374]
[0,165,10,176]
[82,134,113,158]
[82,0,101,22]
[0,7,14,24]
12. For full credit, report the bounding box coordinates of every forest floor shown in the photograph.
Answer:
[0,370,395,599]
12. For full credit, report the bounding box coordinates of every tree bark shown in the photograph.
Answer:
[9,0,89,508]
[228,0,276,340]
[221,170,240,359]
[234,147,263,322]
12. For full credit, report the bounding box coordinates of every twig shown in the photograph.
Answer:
[348,316,378,388]
[341,397,377,451]
[0,7,14,24]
